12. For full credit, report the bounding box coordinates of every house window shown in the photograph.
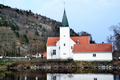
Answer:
[53,50,56,55]
[94,78,97,80]
[64,43,65,46]
[59,46,60,50]
[64,35,65,37]
[71,46,73,49]
[93,54,96,57]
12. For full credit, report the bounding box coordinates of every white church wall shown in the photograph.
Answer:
[47,46,56,59]
[56,41,60,59]
[73,52,112,61]
[60,27,70,59]
[70,38,76,59]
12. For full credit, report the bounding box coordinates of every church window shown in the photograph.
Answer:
[64,35,65,37]
[53,76,56,80]
[59,46,60,50]
[71,46,73,49]
[64,43,65,46]
[53,50,56,55]
[63,53,66,55]
[93,54,96,57]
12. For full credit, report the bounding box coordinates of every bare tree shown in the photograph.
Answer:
[107,23,120,57]
[77,31,96,43]
[0,27,16,63]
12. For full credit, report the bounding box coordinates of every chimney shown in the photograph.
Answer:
[77,39,79,44]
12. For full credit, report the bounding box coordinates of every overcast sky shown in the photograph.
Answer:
[0,0,120,43]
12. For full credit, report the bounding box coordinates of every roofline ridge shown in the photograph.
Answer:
[70,36,89,37]
[74,43,112,46]
[48,37,60,38]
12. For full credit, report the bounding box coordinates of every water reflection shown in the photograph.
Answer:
[0,72,120,80]
[114,75,120,80]
[47,73,114,80]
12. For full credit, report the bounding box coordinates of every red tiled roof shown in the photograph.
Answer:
[47,37,60,46]
[27,54,35,57]
[71,36,89,44]
[47,36,89,46]
[72,43,112,53]
[27,52,47,57]
[40,52,47,57]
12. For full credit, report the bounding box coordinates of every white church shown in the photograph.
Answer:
[46,9,113,61]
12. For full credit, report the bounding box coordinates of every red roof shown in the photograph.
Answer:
[27,54,35,57]
[47,37,60,46]
[71,36,89,44]
[72,43,112,53]
[27,52,47,57]
[40,52,47,57]
[47,36,89,46]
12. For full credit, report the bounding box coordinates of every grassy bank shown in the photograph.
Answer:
[1,58,120,70]
[7,59,113,69]
[0,60,14,69]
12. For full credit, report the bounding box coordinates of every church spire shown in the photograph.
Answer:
[61,9,69,27]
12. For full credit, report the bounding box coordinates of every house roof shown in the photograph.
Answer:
[27,54,35,57]
[47,37,60,46]
[40,52,47,57]
[47,36,89,46]
[71,36,89,44]
[27,52,47,57]
[72,43,112,53]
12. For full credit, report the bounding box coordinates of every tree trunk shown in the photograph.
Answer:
[3,50,6,63]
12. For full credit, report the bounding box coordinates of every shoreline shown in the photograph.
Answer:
[1,59,120,71]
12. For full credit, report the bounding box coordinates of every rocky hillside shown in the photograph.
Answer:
[0,4,78,56]
[0,4,77,39]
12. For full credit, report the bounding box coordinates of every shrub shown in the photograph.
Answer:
[3,20,8,26]
[14,31,19,38]
[39,25,42,28]
[23,34,29,43]
[35,30,39,36]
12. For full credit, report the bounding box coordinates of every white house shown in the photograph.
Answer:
[46,9,113,61]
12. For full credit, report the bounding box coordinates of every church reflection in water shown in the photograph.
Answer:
[47,73,115,80]
[1,71,120,80]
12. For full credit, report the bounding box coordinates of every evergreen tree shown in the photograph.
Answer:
[3,21,8,26]
[23,34,29,43]
[35,30,39,36]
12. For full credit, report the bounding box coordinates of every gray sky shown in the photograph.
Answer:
[1,0,120,43]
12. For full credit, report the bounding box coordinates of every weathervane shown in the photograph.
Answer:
[64,2,65,8]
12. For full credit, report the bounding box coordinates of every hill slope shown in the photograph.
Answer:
[0,4,78,56]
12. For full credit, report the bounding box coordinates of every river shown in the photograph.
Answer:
[0,69,120,80]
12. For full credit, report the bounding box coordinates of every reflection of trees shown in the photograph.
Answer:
[1,71,46,80]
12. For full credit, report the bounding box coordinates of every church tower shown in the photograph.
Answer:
[60,9,70,59]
